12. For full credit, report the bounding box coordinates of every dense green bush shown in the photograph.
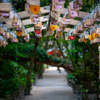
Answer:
[0,61,19,97]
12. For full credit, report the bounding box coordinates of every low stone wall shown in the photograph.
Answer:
[67,79,98,100]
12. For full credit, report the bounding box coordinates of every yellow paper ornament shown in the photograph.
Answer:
[50,25,57,31]
[89,35,93,41]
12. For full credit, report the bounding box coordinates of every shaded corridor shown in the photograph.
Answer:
[24,66,78,100]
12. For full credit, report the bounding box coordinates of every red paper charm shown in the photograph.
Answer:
[69,36,75,40]
[35,30,41,34]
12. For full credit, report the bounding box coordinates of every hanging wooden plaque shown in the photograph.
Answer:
[48,41,53,45]
[85,34,89,39]
[59,23,63,31]
[34,22,42,29]
[24,34,29,42]
[36,33,42,37]
[65,37,69,40]
[77,0,83,6]
[11,38,18,43]
[12,16,18,24]
[70,10,79,18]
[27,0,40,6]
[0,11,10,18]
[9,34,13,39]
[52,2,64,11]
[55,33,60,39]
[3,41,7,48]
[97,9,100,17]
[22,31,28,38]
[93,13,97,22]
[73,2,81,9]
[79,37,84,42]
[16,27,22,32]
[55,0,65,4]
[97,28,100,35]
[25,3,33,16]
[64,14,73,22]
[69,2,74,9]
[0,28,4,34]
[57,31,63,37]
[77,25,83,33]
[48,28,54,36]
[0,3,12,12]
[30,15,40,24]
[5,32,9,38]
[90,38,99,44]
[0,39,3,46]
[4,18,12,25]
[86,19,91,26]
[74,2,79,9]
[73,29,78,35]
[51,17,58,25]
[51,10,60,20]
[12,20,22,28]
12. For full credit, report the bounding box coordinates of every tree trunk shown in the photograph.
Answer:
[64,41,75,68]
[25,37,38,95]
[44,36,49,50]
[33,63,38,73]
[38,64,44,79]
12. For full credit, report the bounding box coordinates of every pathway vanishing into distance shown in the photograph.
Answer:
[24,66,78,100]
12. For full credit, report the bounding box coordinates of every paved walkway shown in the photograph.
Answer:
[24,66,78,100]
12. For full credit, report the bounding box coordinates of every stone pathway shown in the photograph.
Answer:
[24,66,78,100]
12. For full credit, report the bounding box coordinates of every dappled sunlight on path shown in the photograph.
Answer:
[24,66,78,100]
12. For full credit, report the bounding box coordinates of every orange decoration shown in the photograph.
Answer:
[30,5,40,15]
[84,39,87,43]
[59,32,63,36]
[92,33,99,40]
[62,26,65,31]
[16,31,22,37]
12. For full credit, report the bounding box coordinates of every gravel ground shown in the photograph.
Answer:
[24,66,78,100]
